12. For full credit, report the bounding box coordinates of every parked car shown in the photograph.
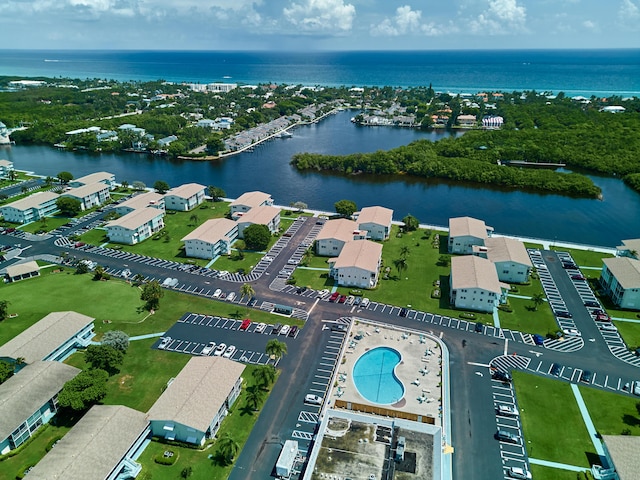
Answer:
[272,323,282,334]
[599,323,617,332]
[248,297,258,307]
[329,292,340,302]
[584,301,599,307]
[507,466,532,479]
[492,370,512,383]
[533,334,545,346]
[304,394,323,405]
[550,363,562,376]
[226,292,236,302]
[317,289,330,298]
[240,319,251,331]
[201,342,216,356]
[288,326,298,337]
[331,323,348,332]
[361,298,370,307]
[571,274,586,281]
[399,308,408,317]
[580,370,593,383]
[158,336,171,349]
[556,311,573,318]
[255,322,267,333]
[223,345,236,358]
[213,289,222,298]
[633,381,640,396]
[280,325,291,336]
[474,322,484,333]
[338,295,347,304]
[496,404,519,417]
[562,262,578,269]
[495,429,519,443]
[213,343,227,356]
[596,313,611,322]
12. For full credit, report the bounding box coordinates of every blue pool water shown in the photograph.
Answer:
[352,347,405,405]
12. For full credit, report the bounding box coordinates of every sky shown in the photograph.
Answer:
[1,0,639,50]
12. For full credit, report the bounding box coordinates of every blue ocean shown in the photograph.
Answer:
[0,49,639,96]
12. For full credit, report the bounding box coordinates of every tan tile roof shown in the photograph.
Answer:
[330,240,382,272]
[451,255,502,293]
[356,206,393,227]
[484,237,532,267]
[62,182,109,199]
[148,356,245,432]
[449,216,492,239]
[316,218,360,243]
[166,183,206,199]
[0,159,13,167]
[4,260,40,279]
[237,205,280,225]
[618,239,640,256]
[0,191,59,211]
[0,361,81,442]
[0,311,94,364]
[230,191,272,209]
[603,435,640,480]
[72,171,113,185]
[603,257,640,289]
[182,218,237,243]
[28,405,149,480]
[106,207,164,231]
[117,191,164,210]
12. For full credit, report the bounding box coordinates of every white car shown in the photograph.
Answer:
[223,345,236,358]
[633,381,640,396]
[213,289,222,298]
[361,298,370,308]
[218,270,229,277]
[255,323,267,333]
[507,466,532,479]
[563,328,581,336]
[496,404,519,417]
[214,343,227,356]
[304,394,323,405]
[318,289,330,298]
[280,325,290,336]
[227,292,236,302]
[201,342,216,356]
[158,336,171,349]
[599,324,617,332]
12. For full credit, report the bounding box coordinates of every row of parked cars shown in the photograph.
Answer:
[322,290,370,307]
[201,341,236,358]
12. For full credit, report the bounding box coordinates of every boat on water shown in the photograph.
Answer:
[0,121,11,145]
[274,130,293,139]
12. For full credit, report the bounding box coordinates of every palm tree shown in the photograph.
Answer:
[120,180,129,190]
[400,246,410,257]
[8,170,17,181]
[265,339,288,361]
[217,434,240,465]
[240,283,255,300]
[394,257,408,278]
[245,386,266,411]
[189,214,199,226]
[531,292,545,311]
[252,364,276,390]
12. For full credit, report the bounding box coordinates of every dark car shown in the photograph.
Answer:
[562,262,578,269]
[585,301,599,308]
[492,370,512,383]
[556,311,573,318]
[571,274,586,281]
[591,309,605,316]
[495,429,519,444]
[272,323,282,334]
[288,325,298,337]
[550,363,562,377]
[580,370,593,383]
[331,323,348,332]
[399,308,408,317]
[533,334,545,346]
[248,297,257,307]
[475,322,484,333]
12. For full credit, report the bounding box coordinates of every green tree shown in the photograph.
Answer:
[290,201,307,212]
[217,434,240,465]
[57,171,73,184]
[531,292,545,311]
[334,199,357,217]
[75,262,89,275]
[57,369,108,411]
[0,361,14,384]
[153,180,170,194]
[265,339,288,361]
[400,246,410,257]
[93,265,107,281]
[245,386,266,411]
[141,280,164,310]
[44,176,55,186]
[402,214,419,232]
[243,224,271,251]
[0,299,9,322]
[101,330,129,353]
[437,255,451,267]
[252,364,276,390]
[189,213,199,226]
[56,197,82,216]
[240,283,255,300]
[84,344,124,375]
[394,257,408,278]
[206,137,225,155]
[208,186,226,201]
[120,180,129,190]
[132,181,146,191]
[7,170,17,181]
[180,466,193,479]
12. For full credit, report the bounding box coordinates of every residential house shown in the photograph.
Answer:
[105,208,165,245]
[448,216,493,254]
[600,435,640,480]
[164,183,206,211]
[0,311,95,364]
[473,237,532,284]
[229,191,274,216]
[600,257,640,310]
[69,171,116,190]
[61,182,110,211]
[616,239,640,260]
[181,218,238,259]
[450,255,509,313]
[0,191,59,224]
[457,114,477,127]
[27,405,150,480]
[328,240,382,289]
[148,356,244,445]
[114,191,165,216]
[0,361,81,455]
[3,260,40,283]
[315,219,366,257]
[355,206,393,241]
[0,159,14,179]
[236,205,281,238]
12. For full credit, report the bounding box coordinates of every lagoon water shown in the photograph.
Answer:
[2,111,638,247]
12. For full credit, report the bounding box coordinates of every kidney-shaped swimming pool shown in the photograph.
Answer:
[352,346,405,405]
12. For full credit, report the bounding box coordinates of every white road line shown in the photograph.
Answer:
[467,362,491,367]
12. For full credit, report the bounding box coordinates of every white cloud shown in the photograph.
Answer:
[618,0,640,29]
[283,0,356,32]
[582,20,597,30]
[469,0,527,34]
[371,5,456,37]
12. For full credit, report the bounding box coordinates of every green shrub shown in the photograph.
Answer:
[460,312,476,319]
[154,450,178,465]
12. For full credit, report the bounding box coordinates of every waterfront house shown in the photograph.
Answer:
[114,191,165,216]
[236,205,281,238]
[3,260,40,283]
[616,239,640,260]
[450,255,509,313]
[0,159,14,178]
[164,183,206,211]
[0,191,59,224]
[148,356,244,445]
[229,191,274,216]
[197,119,217,129]
[181,218,238,260]
[600,257,640,310]
[69,171,116,190]
[0,361,81,455]
[27,404,150,480]
[328,240,382,289]
[355,206,393,241]
[105,208,165,245]
[473,237,532,284]
[0,311,95,364]
[157,135,178,147]
[61,182,111,211]
[448,216,493,254]
[315,219,367,257]
[457,114,477,127]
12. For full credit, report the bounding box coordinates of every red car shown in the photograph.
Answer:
[338,295,347,304]
[240,319,251,331]
[596,314,611,322]
[329,292,340,302]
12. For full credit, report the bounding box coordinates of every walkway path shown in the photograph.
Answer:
[130,332,165,341]
[492,307,501,329]
[528,458,588,472]
[570,383,607,459]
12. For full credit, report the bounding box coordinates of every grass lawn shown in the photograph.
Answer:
[580,385,640,436]
[513,371,595,467]
[613,321,640,351]
[137,364,274,480]
[551,246,613,268]
[498,296,558,335]
[212,251,263,273]
[529,464,583,480]
[293,268,334,291]
[18,215,72,234]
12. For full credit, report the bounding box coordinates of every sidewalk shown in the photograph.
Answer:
[528,458,588,472]
[570,383,607,460]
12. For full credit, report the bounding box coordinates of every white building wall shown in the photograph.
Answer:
[448,234,485,254]
[451,287,498,313]
[316,238,346,256]
[495,261,530,284]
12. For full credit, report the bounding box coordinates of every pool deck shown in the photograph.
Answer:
[332,319,443,425]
